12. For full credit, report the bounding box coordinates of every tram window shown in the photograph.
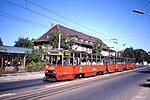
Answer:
[107,57,114,64]
[73,58,77,65]
[70,58,73,65]
[87,54,91,65]
[92,55,96,65]
[78,53,80,58]
[76,58,80,65]
[63,58,70,66]
[74,53,80,65]
[50,55,57,65]
[57,56,62,65]
[75,53,77,57]
[81,58,86,65]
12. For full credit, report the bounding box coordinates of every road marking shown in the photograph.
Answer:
[0,93,16,98]
[45,82,70,88]
[135,96,146,99]
[83,77,97,80]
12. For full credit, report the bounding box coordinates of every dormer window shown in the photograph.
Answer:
[74,37,78,41]
[47,35,49,39]
[80,39,83,42]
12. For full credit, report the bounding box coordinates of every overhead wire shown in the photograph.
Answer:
[3,0,114,40]
[3,0,93,39]
[26,0,113,38]
[118,1,150,40]
[113,0,150,50]
[0,11,49,28]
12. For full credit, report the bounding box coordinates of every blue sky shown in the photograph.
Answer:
[0,0,150,52]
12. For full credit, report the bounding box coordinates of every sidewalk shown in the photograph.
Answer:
[0,71,45,83]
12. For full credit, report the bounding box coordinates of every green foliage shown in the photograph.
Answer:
[26,61,45,72]
[48,32,59,48]
[61,34,74,50]
[123,47,149,63]
[92,41,102,54]
[47,32,74,50]
[26,49,43,65]
[14,37,34,48]
[134,49,147,63]
[2,70,14,74]
[123,47,135,58]
[0,38,3,46]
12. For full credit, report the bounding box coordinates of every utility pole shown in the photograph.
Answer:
[57,24,61,50]
[58,33,61,50]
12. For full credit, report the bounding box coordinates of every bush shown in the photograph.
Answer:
[2,67,14,74]
[27,63,33,72]
[26,61,46,72]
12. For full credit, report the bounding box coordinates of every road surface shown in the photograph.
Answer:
[0,66,150,100]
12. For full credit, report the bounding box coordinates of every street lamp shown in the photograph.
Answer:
[103,38,118,44]
[122,43,126,46]
[133,9,150,16]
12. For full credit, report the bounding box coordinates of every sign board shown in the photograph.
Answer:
[0,49,7,52]
[65,52,71,56]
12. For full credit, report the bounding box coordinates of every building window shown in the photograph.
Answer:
[85,40,88,43]
[89,49,92,53]
[90,42,93,45]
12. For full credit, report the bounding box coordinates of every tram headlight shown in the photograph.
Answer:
[53,71,56,74]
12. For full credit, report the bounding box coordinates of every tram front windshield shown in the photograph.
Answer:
[50,55,62,66]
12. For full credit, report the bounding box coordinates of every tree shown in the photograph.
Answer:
[134,49,147,63]
[14,37,34,48]
[122,47,135,58]
[26,49,43,65]
[47,32,74,50]
[47,32,59,48]
[123,47,148,63]
[25,49,46,72]
[0,38,3,46]
[92,40,102,54]
[61,34,74,50]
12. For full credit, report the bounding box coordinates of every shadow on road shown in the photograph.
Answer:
[138,70,150,74]
[140,83,150,88]
[140,79,150,88]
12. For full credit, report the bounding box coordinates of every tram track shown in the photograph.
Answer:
[1,66,147,100]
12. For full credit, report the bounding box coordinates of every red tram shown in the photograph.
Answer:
[43,50,136,81]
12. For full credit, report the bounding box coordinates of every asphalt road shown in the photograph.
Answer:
[41,66,150,100]
[0,66,150,100]
[0,78,46,92]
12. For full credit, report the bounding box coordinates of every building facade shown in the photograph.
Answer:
[0,46,32,74]
[33,24,115,56]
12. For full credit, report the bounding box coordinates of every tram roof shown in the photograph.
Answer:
[0,45,32,54]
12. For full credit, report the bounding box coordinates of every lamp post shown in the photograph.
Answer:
[133,9,150,16]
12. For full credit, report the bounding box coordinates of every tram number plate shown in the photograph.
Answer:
[92,68,97,72]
